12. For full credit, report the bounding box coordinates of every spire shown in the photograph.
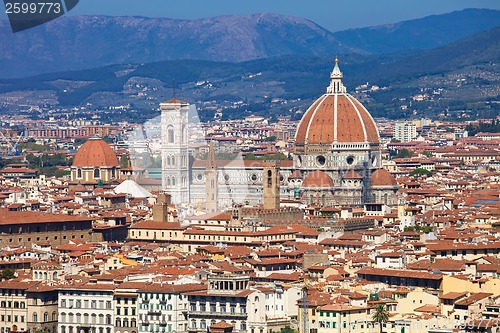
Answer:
[326,57,347,94]
[207,141,217,170]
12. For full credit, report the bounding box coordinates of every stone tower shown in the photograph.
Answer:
[160,99,190,204]
[263,161,280,210]
[205,141,218,212]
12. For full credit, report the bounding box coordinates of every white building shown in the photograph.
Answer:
[394,121,417,142]
[138,283,205,333]
[58,284,115,333]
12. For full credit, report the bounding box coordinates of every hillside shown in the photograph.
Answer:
[333,8,500,54]
[0,26,498,121]
[0,8,498,78]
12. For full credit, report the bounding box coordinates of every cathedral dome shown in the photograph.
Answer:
[302,171,334,188]
[295,59,379,152]
[73,138,119,167]
[371,169,398,187]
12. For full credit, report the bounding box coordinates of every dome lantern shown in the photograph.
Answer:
[326,57,346,94]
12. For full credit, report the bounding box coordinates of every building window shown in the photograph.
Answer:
[33,313,38,322]
[93,168,100,179]
[167,126,174,143]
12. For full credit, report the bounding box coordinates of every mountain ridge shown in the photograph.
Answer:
[0,8,498,78]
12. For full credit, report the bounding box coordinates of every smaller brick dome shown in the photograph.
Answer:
[302,171,334,188]
[72,138,119,168]
[371,169,398,187]
[344,170,363,179]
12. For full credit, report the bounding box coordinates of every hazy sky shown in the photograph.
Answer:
[1,0,499,31]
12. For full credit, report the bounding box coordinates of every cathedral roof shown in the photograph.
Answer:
[371,169,398,187]
[288,170,302,179]
[344,170,363,179]
[295,60,379,148]
[302,171,334,188]
[72,137,119,168]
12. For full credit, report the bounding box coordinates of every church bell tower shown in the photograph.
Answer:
[160,99,190,204]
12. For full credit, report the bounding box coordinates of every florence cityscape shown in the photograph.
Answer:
[0,2,499,333]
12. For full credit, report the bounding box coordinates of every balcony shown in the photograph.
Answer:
[148,310,161,315]
[188,310,247,319]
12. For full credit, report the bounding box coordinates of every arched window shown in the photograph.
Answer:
[167,126,174,143]
[123,318,129,328]
[77,168,82,178]
[130,319,136,327]
[167,177,171,186]
[33,312,38,322]
[167,156,171,166]
[53,272,57,280]
[116,319,121,327]
[52,311,57,321]
[106,315,112,325]
[44,312,49,322]
[61,313,66,322]
[34,272,39,279]
[166,304,172,310]
[93,168,100,179]
[172,177,176,186]
[267,170,272,187]
[172,156,176,166]
[181,125,186,143]
[44,272,48,280]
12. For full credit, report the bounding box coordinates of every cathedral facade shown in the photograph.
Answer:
[161,61,398,208]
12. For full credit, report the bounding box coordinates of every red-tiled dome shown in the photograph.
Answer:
[344,170,363,179]
[302,171,334,188]
[371,169,398,187]
[295,94,379,145]
[295,60,379,148]
[72,138,119,167]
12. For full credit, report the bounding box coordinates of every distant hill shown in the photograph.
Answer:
[0,13,344,78]
[333,8,500,54]
[0,8,499,78]
[0,26,498,121]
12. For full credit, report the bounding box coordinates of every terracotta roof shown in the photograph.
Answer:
[371,169,398,187]
[344,170,363,179]
[295,94,379,146]
[302,171,334,188]
[73,138,119,167]
[0,208,93,225]
[357,267,443,280]
[455,292,492,306]
[211,321,233,329]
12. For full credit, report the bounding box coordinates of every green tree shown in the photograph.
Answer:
[395,149,414,159]
[409,168,432,178]
[372,304,389,333]
[279,326,298,333]
[0,268,16,280]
